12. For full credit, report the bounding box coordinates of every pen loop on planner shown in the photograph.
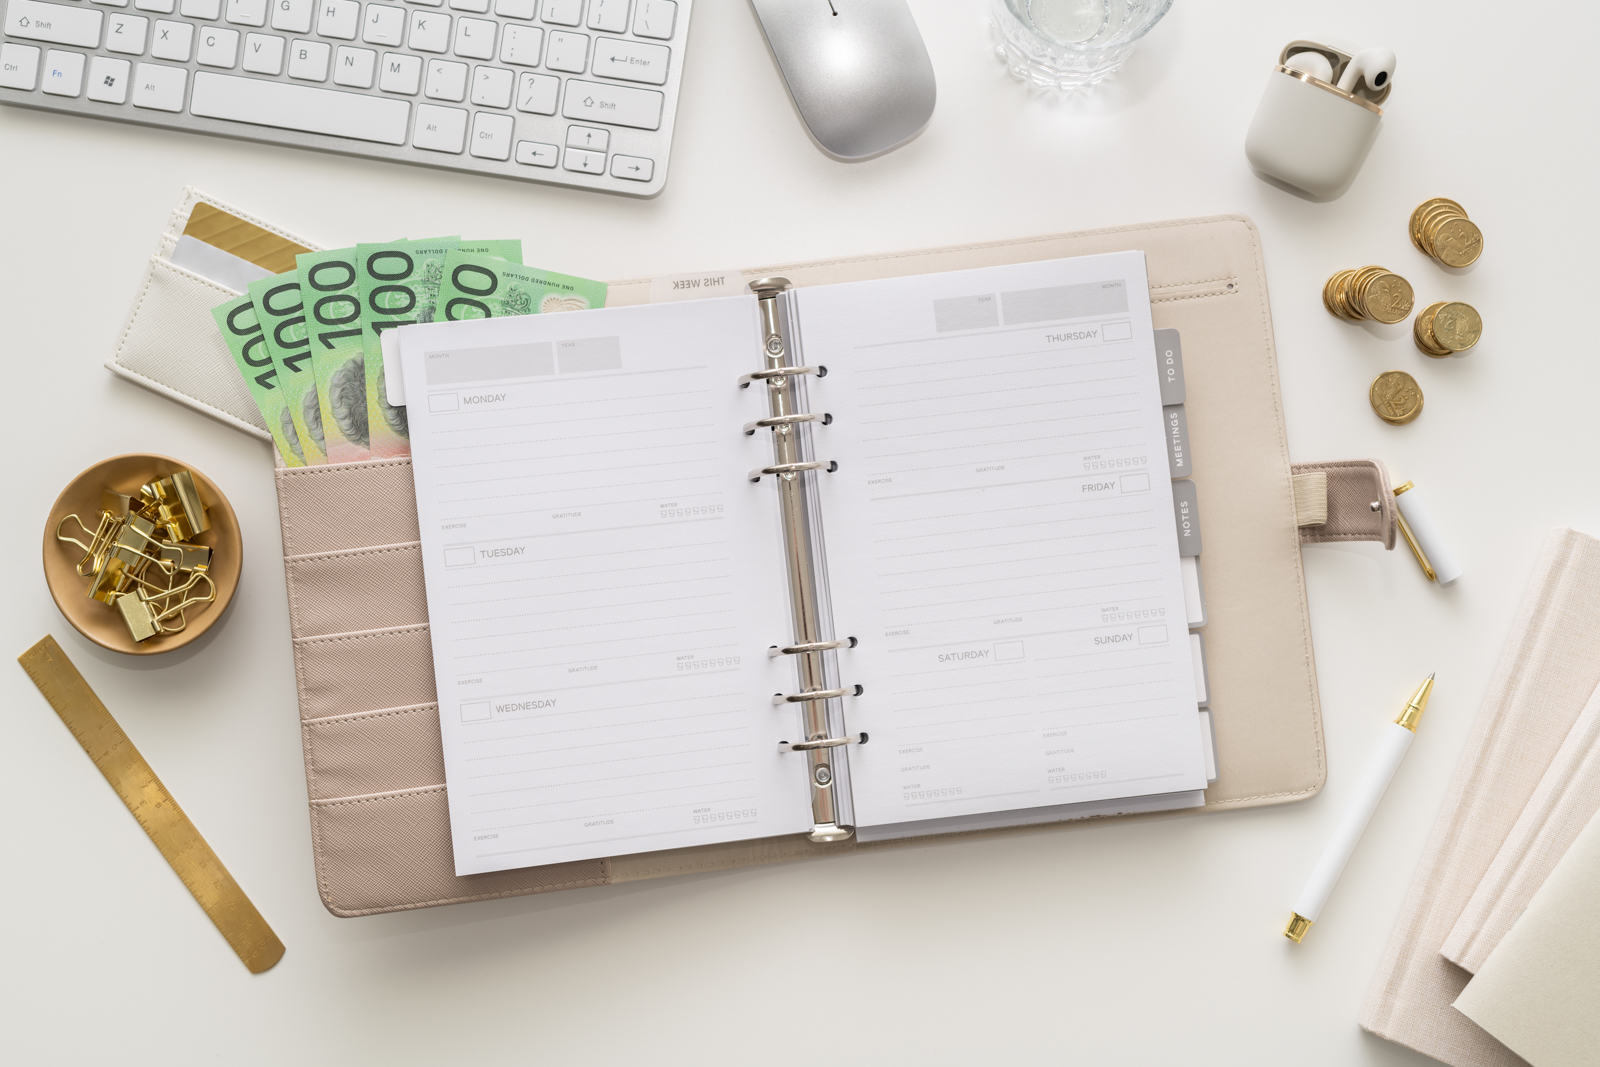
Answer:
[1393,481,1437,581]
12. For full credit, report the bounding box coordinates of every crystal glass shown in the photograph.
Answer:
[992,0,1175,90]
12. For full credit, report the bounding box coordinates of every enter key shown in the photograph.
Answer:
[591,36,670,85]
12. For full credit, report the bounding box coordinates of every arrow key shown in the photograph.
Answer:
[564,123,607,151]
[562,145,604,174]
[609,152,653,182]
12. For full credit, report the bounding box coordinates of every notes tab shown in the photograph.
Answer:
[1172,478,1202,556]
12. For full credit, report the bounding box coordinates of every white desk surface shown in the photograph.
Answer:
[3,1,1594,1062]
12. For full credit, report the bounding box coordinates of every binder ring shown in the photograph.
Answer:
[767,639,846,658]
[738,366,824,388]
[772,686,854,706]
[749,460,829,483]
[743,413,823,435]
[781,733,866,752]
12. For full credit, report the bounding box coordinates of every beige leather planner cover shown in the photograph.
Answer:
[277,214,1330,915]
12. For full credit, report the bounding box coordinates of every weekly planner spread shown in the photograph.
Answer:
[394,251,1208,875]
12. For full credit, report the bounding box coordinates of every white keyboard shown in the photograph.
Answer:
[0,0,689,196]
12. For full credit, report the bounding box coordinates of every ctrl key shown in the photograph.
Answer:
[1,43,42,90]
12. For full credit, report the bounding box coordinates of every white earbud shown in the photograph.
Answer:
[1337,47,1396,93]
[1285,51,1334,83]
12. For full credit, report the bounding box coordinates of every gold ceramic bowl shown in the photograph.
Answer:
[42,454,242,655]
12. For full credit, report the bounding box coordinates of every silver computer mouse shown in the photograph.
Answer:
[749,0,937,161]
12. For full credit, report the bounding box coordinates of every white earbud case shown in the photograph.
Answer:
[1245,41,1391,200]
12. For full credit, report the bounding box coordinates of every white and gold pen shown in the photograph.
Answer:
[1285,674,1435,943]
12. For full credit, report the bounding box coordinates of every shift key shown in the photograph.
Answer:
[5,0,104,48]
[561,78,662,130]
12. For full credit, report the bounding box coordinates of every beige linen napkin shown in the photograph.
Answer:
[1360,527,1600,1067]
[1452,807,1600,1067]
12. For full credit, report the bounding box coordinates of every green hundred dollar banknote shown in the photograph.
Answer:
[247,271,328,465]
[210,294,306,467]
[354,236,505,459]
[297,247,372,463]
[436,251,607,321]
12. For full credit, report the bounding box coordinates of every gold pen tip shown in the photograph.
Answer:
[1284,913,1313,943]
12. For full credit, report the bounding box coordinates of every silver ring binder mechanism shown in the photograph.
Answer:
[746,277,859,843]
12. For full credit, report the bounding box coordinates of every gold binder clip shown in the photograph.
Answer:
[158,540,212,573]
[144,472,210,542]
[56,512,122,577]
[114,570,216,642]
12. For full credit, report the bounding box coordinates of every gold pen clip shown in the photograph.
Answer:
[1392,481,1436,582]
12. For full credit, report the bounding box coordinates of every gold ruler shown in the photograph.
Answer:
[18,635,285,973]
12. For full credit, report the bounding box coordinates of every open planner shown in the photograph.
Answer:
[389,252,1215,875]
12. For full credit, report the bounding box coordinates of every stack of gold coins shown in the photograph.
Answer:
[1370,371,1425,425]
[1410,198,1484,267]
[1414,301,1483,356]
[1323,266,1416,324]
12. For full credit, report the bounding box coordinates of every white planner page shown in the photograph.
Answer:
[800,253,1207,834]
[398,298,813,875]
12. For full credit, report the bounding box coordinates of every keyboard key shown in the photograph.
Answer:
[86,54,130,100]
[287,37,328,78]
[423,56,464,98]
[540,0,578,26]
[362,3,402,45]
[134,0,175,12]
[585,0,624,32]
[241,31,284,72]
[561,78,660,129]
[514,139,555,166]
[405,0,442,6]
[226,0,266,25]
[452,15,493,58]
[592,35,667,84]
[41,48,84,95]
[270,0,311,31]
[317,0,358,38]
[498,22,538,65]
[5,1,104,48]
[190,69,409,139]
[513,69,554,112]
[333,43,373,85]
[494,0,533,19]
[130,59,186,108]
[180,0,221,18]
[150,19,193,59]
[469,62,510,106]
[378,49,419,91]
[564,123,604,151]
[407,9,447,51]
[632,0,673,39]
[411,101,464,150]
[105,13,148,54]
[445,0,486,10]
[469,109,510,158]
[562,146,603,173]
[609,153,652,181]
[0,43,42,89]
[544,29,585,72]
[92,0,130,8]
[196,25,239,65]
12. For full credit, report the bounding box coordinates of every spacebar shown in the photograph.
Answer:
[190,73,411,146]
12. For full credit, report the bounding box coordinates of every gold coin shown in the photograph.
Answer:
[1370,371,1424,425]
[1411,198,1465,251]
[1362,272,1415,323]
[1429,217,1483,267]
[1322,272,1344,317]
[1431,301,1482,351]
[1332,269,1363,320]
[1346,266,1386,319]
[1413,302,1452,356]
